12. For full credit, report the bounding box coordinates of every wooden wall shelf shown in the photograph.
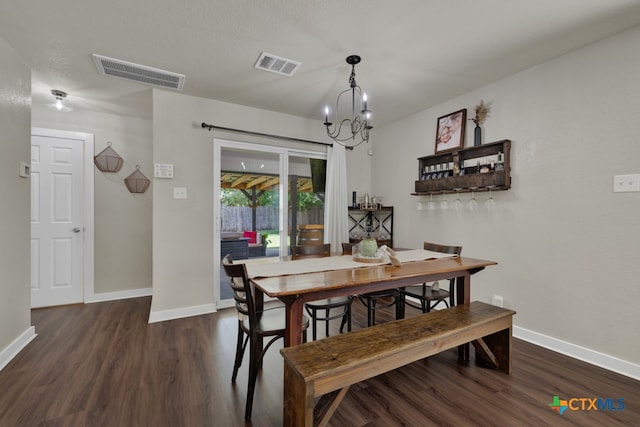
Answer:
[412,140,511,195]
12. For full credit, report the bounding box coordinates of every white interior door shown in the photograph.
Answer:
[31,131,85,308]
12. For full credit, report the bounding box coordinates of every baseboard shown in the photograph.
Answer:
[148,303,217,323]
[85,287,153,303]
[514,326,640,381]
[0,326,37,372]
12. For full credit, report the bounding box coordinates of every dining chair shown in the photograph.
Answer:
[290,244,353,340]
[222,254,309,420]
[342,242,403,326]
[400,241,462,312]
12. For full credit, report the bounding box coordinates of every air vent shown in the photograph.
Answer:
[92,54,185,90]
[254,52,301,77]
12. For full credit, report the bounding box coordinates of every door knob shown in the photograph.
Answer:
[73,227,81,233]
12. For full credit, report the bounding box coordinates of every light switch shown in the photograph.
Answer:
[173,187,187,199]
[613,174,640,193]
[19,162,30,178]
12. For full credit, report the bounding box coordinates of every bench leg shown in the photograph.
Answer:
[314,386,350,427]
[283,362,314,426]
[284,362,351,427]
[471,326,512,374]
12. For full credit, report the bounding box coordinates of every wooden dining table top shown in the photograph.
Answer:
[246,251,497,347]
[250,255,497,300]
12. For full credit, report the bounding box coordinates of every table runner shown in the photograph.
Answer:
[242,249,456,279]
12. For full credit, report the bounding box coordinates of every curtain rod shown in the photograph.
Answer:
[200,122,353,150]
[201,122,332,148]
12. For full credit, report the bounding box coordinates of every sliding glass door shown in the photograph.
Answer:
[213,139,326,308]
[287,155,326,254]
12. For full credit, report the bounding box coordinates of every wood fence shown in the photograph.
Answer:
[221,206,323,231]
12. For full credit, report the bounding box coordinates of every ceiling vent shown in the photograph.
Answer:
[92,54,185,90]
[254,52,301,77]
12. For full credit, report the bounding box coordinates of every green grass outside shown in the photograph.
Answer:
[261,230,287,248]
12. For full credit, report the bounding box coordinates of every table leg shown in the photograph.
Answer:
[284,297,305,347]
[455,272,471,305]
[456,273,471,361]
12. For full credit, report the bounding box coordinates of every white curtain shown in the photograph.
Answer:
[323,143,349,251]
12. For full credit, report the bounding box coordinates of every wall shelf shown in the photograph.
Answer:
[413,140,511,195]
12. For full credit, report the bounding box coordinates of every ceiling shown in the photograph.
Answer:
[221,172,313,193]
[2,0,640,126]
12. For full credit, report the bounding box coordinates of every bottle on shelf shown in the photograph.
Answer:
[495,152,505,171]
[442,163,448,177]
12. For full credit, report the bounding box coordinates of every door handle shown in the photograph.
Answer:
[73,227,81,233]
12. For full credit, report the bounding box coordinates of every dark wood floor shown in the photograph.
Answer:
[0,297,638,426]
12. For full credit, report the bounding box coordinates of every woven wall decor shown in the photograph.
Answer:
[94,142,123,172]
[124,166,150,194]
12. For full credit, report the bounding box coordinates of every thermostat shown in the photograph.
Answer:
[154,163,174,178]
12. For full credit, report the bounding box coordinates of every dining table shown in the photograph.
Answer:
[244,249,497,354]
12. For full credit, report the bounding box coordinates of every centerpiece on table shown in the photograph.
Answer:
[353,237,383,263]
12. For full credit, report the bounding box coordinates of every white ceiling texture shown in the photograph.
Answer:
[2,0,640,126]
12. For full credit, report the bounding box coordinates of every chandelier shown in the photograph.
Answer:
[323,55,372,147]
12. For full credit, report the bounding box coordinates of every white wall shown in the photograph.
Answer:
[345,146,371,199]
[373,25,640,366]
[32,106,153,296]
[0,36,32,368]
[150,91,361,318]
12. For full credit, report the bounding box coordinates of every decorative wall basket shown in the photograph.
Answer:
[124,166,150,194]
[94,142,123,172]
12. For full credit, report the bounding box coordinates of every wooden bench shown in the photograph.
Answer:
[280,301,515,426]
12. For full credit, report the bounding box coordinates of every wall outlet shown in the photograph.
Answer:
[613,174,640,192]
[491,295,504,307]
[173,187,187,199]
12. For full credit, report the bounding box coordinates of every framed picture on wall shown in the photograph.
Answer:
[435,109,466,153]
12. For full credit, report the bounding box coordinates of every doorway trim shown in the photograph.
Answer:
[31,127,94,304]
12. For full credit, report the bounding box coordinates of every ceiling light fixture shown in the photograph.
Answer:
[49,89,72,112]
[323,55,373,148]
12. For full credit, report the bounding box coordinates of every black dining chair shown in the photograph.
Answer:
[222,254,309,420]
[400,241,462,312]
[342,242,403,326]
[291,244,352,340]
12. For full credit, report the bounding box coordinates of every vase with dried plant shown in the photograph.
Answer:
[471,100,491,146]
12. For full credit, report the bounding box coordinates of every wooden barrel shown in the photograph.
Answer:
[298,224,324,246]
